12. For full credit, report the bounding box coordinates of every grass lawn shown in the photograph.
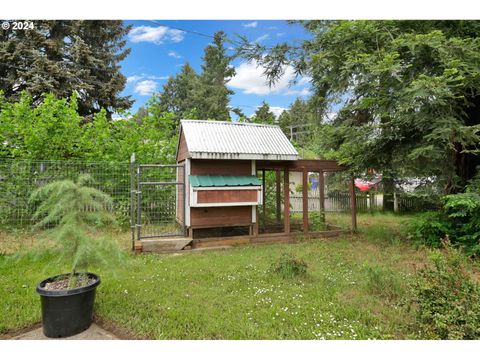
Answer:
[0,213,445,339]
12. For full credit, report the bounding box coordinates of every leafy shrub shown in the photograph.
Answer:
[271,253,308,279]
[406,211,450,247]
[363,262,404,300]
[309,212,328,231]
[407,188,480,256]
[442,192,480,254]
[411,239,480,339]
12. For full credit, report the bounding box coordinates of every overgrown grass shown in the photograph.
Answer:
[0,213,472,339]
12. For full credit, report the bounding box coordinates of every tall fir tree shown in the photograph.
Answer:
[0,20,132,119]
[153,63,201,129]
[197,31,235,120]
[252,101,276,125]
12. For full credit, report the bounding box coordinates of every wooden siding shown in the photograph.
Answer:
[176,130,189,162]
[190,159,251,176]
[196,189,258,204]
[190,206,252,228]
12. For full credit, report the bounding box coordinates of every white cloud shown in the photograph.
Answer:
[269,106,288,118]
[134,80,158,96]
[128,26,185,44]
[324,112,337,123]
[147,75,169,80]
[229,60,296,95]
[284,88,312,97]
[242,21,258,28]
[127,74,168,87]
[126,75,142,84]
[254,34,269,43]
[276,32,286,37]
[168,51,182,59]
[297,76,312,86]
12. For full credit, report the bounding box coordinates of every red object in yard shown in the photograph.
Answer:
[354,176,382,192]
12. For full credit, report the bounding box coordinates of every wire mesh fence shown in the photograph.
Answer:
[136,164,185,238]
[0,159,131,229]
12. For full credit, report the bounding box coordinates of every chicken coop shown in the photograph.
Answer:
[132,120,357,252]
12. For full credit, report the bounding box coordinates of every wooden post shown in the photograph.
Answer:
[349,177,357,232]
[318,170,325,224]
[262,169,266,230]
[284,170,290,234]
[275,170,281,222]
[302,168,309,234]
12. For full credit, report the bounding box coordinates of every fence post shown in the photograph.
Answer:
[319,171,325,224]
[349,177,357,232]
[284,170,290,234]
[302,168,308,234]
[130,153,136,251]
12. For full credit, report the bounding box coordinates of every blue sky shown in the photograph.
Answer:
[120,20,312,118]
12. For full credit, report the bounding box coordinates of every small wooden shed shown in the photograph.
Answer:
[177,120,297,237]
[176,120,357,243]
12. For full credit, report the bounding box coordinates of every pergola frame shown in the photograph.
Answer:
[254,159,357,236]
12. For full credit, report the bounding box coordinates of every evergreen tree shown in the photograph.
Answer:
[153,63,201,129]
[252,101,276,125]
[153,32,235,123]
[0,20,132,119]
[197,31,235,120]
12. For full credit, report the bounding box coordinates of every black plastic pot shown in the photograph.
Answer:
[36,272,101,338]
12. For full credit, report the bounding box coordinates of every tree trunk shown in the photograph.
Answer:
[382,175,395,212]
[449,94,480,194]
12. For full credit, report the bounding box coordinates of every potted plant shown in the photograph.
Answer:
[30,174,122,338]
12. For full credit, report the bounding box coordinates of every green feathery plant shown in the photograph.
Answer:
[30,174,124,287]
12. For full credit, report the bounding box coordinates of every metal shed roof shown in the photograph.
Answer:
[180,120,299,161]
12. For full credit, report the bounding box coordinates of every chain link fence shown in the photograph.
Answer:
[0,159,131,229]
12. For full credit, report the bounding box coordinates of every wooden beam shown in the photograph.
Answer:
[302,168,309,233]
[284,170,290,234]
[257,159,346,172]
[275,170,281,222]
[262,169,266,230]
[318,171,325,224]
[349,177,358,232]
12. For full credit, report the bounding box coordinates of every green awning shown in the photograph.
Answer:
[189,175,261,187]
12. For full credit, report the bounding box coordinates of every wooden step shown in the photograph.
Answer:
[191,245,233,252]
[141,238,193,253]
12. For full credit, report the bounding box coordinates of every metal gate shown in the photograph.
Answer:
[131,154,186,245]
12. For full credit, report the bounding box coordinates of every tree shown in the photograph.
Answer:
[153,63,201,129]
[0,92,83,159]
[153,32,235,123]
[252,101,276,125]
[237,20,480,194]
[278,98,318,145]
[197,31,236,120]
[30,174,122,284]
[0,92,177,164]
[0,20,133,119]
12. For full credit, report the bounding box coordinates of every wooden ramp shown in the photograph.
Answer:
[140,237,193,253]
